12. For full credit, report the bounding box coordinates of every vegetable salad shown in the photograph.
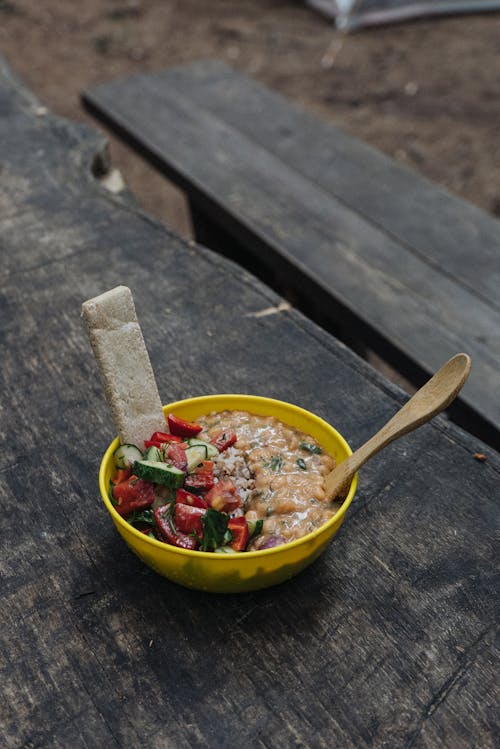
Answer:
[110,413,263,553]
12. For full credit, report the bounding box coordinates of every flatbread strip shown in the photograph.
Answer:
[82,285,166,447]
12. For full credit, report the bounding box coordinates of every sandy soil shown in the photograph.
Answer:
[1,0,499,240]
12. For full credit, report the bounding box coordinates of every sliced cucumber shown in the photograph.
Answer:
[144,445,163,463]
[185,444,209,472]
[214,546,237,554]
[247,518,263,540]
[114,444,143,468]
[186,438,219,458]
[133,460,185,488]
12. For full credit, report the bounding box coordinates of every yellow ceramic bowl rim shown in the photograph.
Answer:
[99,394,358,560]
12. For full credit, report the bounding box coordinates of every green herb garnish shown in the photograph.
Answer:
[264,454,283,472]
[126,508,155,527]
[299,441,322,455]
[200,508,230,551]
[296,458,307,470]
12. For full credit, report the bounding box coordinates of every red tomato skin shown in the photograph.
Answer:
[176,488,208,509]
[167,414,203,438]
[145,432,183,449]
[112,467,132,485]
[184,461,215,491]
[210,430,237,452]
[205,479,242,513]
[165,443,188,472]
[228,517,250,551]
[154,506,198,550]
[112,477,155,516]
[184,474,214,491]
[175,504,206,536]
[150,431,175,442]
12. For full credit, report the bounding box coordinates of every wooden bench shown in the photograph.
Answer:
[83,61,500,451]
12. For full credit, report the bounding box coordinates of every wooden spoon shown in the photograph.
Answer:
[325,353,472,500]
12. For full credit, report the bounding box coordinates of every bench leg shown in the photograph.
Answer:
[190,202,242,260]
[190,200,288,291]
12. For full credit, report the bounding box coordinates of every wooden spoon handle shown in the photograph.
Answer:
[325,353,471,500]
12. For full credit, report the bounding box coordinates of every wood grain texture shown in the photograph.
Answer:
[2,58,499,749]
[82,62,500,450]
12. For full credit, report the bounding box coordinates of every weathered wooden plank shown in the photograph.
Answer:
[1,59,499,749]
[145,61,500,310]
[82,63,500,450]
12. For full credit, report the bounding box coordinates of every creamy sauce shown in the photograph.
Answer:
[197,410,337,548]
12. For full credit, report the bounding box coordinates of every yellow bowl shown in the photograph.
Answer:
[99,395,357,593]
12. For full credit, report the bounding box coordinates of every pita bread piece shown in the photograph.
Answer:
[82,285,166,447]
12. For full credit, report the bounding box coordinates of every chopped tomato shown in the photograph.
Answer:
[112,476,155,516]
[167,413,203,438]
[176,488,208,509]
[111,467,132,485]
[154,505,198,550]
[228,517,249,551]
[165,443,187,472]
[184,460,215,491]
[211,430,237,452]
[144,431,182,448]
[175,503,206,536]
[204,479,242,513]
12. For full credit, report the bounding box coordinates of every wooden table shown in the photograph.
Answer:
[1,58,498,748]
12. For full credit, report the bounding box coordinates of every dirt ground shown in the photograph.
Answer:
[1,0,499,240]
